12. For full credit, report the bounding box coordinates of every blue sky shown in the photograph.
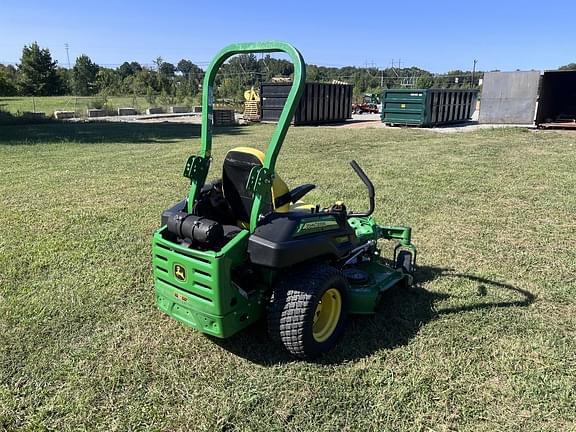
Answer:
[0,0,574,73]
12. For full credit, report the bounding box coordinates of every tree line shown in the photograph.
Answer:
[0,43,205,106]
[1,41,531,104]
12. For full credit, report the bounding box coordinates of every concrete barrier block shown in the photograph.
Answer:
[118,107,137,116]
[146,107,164,115]
[54,110,75,120]
[213,109,235,126]
[169,106,189,114]
[87,109,107,118]
[22,111,46,120]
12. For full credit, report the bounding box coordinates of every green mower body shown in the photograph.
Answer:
[152,41,416,358]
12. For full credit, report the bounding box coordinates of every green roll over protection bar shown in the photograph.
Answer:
[184,41,306,232]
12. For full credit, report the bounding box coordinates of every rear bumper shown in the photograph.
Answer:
[152,227,261,338]
[156,279,239,338]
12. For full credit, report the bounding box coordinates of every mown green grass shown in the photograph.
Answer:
[0,123,575,431]
[0,96,152,116]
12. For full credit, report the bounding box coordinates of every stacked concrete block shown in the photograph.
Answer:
[87,109,107,118]
[146,107,164,115]
[118,107,137,116]
[169,106,189,114]
[22,112,46,120]
[54,111,75,120]
[213,109,235,126]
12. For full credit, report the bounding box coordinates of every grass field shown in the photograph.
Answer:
[1,122,575,431]
[0,96,156,117]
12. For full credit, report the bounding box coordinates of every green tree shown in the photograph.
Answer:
[118,62,133,80]
[159,62,175,77]
[96,68,121,94]
[17,42,64,95]
[0,65,18,96]
[559,63,576,71]
[117,61,142,80]
[306,64,321,81]
[258,55,292,80]
[417,73,434,89]
[157,61,175,93]
[177,59,203,97]
[130,61,142,74]
[176,59,195,75]
[56,67,72,94]
[131,68,157,94]
[214,54,261,101]
[72,54,99,96]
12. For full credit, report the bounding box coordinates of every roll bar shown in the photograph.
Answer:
[186,41,306,231]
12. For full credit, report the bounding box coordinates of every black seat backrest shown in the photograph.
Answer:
[222,148,272,225]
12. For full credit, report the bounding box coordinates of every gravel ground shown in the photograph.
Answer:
[71,110,540,134]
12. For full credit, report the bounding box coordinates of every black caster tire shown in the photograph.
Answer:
[395,250,415,287]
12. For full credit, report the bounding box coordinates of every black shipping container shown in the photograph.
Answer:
[260,82,353,125]
[536,70,576,128]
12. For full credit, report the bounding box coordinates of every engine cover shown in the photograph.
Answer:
[248,212,359,268]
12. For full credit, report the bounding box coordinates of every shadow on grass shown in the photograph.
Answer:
[211,266,535,365]
[0,121,247,144]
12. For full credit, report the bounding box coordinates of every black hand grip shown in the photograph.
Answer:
[348,160,375,217]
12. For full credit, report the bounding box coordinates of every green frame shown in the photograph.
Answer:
[185,41,306,232]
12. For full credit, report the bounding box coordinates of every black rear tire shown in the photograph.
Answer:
[267,264,348,359]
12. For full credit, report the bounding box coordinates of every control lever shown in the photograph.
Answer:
[348,160,375,218]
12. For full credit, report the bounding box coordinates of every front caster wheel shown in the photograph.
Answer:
[267,264,348,359]
[395,250,415,287]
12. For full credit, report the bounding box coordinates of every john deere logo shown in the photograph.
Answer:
[174,264,186,282]
[294,216,339,236]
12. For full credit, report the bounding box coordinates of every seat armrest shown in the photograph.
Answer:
[275,184,316,208]
[289,183,316,203]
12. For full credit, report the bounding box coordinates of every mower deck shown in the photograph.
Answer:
[346,260,406,314]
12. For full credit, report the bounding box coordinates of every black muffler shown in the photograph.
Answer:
[167,212,224,246]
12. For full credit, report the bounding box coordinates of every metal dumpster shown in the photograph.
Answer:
[479,71,541,124]
[381,88,478,127]
[536,70,576,129]
[261,82,353,125]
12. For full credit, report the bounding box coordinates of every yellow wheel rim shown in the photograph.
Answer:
[312,288,342,343]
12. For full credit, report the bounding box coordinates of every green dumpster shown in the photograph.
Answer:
[381,88,478,127]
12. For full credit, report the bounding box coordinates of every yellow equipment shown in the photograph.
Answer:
[243,87,261,121]
[244,87,260,101]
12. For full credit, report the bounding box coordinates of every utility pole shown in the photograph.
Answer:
[472,59,478,86]
[64,43,71,69]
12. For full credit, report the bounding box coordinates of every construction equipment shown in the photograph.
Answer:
[352,93,380,114]
[152,41,417,359]
[243,86,261,121]
[244,86,260,102]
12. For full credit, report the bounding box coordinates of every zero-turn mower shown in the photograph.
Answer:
[152,41,417,359]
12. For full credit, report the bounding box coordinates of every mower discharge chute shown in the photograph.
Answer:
[152,41,416,359]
